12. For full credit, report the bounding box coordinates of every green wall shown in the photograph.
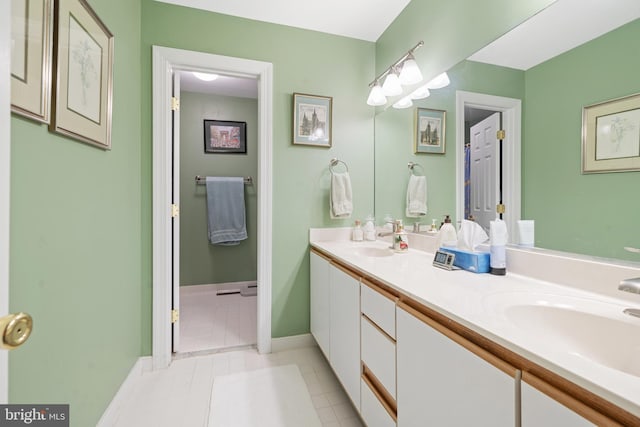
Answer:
[8,0,142,426]
[179,91,258,286]
[374,60,525,226]
[523,18,640,260]
[140,0,376,342]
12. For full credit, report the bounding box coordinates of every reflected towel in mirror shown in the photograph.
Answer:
[406,175,427,217]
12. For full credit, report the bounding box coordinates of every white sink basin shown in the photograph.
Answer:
[354,246,394,258]
[500,297,640,377]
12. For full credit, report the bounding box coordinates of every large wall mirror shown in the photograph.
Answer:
[374,2,640,262]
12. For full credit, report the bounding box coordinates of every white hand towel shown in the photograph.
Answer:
[406,175,427,217]
[330,172,353,219]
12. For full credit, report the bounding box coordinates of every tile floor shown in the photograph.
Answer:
[179,284,257,353]
[110,346,364,427]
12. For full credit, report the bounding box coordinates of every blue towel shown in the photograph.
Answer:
[206,177,247,245]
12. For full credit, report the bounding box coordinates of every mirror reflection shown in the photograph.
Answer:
[374,8,640,262]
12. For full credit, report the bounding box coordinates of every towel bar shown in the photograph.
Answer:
[407,162,424,176]
[329,158,349,173]
[195,175,253,185]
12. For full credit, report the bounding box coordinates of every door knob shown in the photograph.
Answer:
[0,312,33,350]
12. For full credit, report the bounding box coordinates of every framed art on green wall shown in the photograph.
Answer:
[582,92,640,173]
[292,93,332,147]
[415,107,446,154]
[50,0,114,149]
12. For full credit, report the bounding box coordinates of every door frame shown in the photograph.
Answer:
[152,46,273,369]
[455,90,521,241]
[0,0,10,403]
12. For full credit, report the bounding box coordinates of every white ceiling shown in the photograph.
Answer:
[173,0,640,96]
[153,0,411,42]
[469,0,640,70]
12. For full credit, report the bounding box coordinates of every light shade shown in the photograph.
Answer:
[366,83,387,106]
[410,85,430,100]
[382,70,402,96]
[193,72,219,81]
[398,56,423,85]
[393,96,413,109]
[425,72,450,89]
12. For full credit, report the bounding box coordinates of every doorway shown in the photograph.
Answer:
[176,71,259,354]
[152,46,273,370]
[1,0,10,402]
[455,91,522,241]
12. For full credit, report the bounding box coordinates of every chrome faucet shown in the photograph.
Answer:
[619,278,640,318]
[619,277,640,294]
[378,219,399,248]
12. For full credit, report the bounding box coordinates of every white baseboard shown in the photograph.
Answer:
[97,356,153,427]
[270,333,317,353]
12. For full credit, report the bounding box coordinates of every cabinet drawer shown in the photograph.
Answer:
[361,378,397,427]
[361,280,397,338]
[361,316,396,399]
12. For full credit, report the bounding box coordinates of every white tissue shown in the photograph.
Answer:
[457,220,489,251]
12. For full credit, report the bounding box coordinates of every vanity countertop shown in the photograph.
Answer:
[310,235,640,418]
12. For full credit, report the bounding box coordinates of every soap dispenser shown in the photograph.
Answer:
[352,220,364,242]
[436,215,457,248]
[393,220,409,253]
[363,215,376,241]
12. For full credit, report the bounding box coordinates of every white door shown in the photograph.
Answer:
[470,112,500,232]
[1,0,11,403]
[171,71,181,353]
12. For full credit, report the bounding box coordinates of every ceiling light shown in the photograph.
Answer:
[425,72,450,89]
[393,96,413,109]
[193,72,219,82]
[410,85,430,100]
[366,81,387,106]
[399,54,423,85]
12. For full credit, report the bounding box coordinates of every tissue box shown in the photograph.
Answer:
[439,247,490,273]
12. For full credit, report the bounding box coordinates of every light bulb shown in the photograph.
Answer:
[193,72,219,81]
[425,72,450,89]
[393,96,413,109]
[410,85,430,100]
[382,71,402,96]
[367,83,387,106]
[399,56,423,85]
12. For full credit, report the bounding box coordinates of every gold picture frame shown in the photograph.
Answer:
[414,107,446,154]
[582,93,640,173]
[292,93,332,147]
[11,0,54,123]
[50,0,114,149]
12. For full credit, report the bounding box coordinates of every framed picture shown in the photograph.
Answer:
[11,0,53,123]
[204,120,247,154]
[50,0,114,149]
[415,107,446,154]
[582,93,640,173]
[293,93,332,147]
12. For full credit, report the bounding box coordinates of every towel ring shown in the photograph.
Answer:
[330,158,349,174]
[407,162,424,176]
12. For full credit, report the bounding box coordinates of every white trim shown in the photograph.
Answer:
[96,357,153,426]
[271,334,318,353]
[0,0,11,404]
[152,46,273,370]
[455,90,522,241]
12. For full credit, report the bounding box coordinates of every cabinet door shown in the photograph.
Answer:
[310,251,330,357]
[329,263,361,408]
[521,381,594,427]
[396,306,515,427]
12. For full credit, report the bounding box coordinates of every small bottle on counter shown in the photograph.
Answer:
[352,220,364,242]
[393,220,409,253]
[363,215,376,241]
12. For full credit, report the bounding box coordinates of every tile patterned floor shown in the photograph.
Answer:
[110,346,363,427]
[179,284,257,353]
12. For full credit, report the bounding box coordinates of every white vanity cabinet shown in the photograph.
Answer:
[521,376,595,427]
[329,261,361,409]
[310,250,331,358]
[396,303,517,427]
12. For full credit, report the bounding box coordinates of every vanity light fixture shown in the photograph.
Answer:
[410,85,430,100]
[392,96,413,109]
[366,80,387,106]
[425,72,450,89]
[367,41,424,106]
[193,71,219,81]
